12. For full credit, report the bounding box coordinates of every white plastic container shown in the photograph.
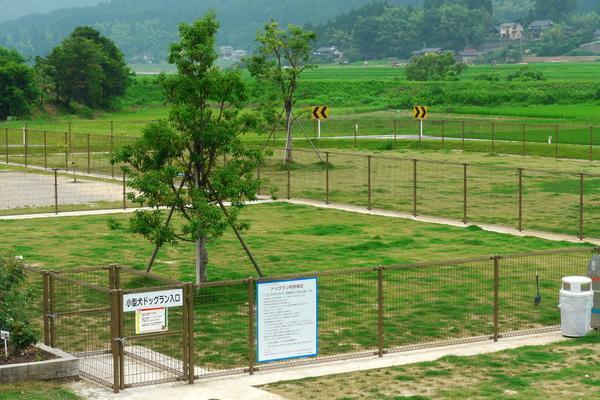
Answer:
[559,276,593,337]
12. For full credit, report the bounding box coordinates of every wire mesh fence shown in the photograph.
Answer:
[259,148,600,240]
[24,247,599,392]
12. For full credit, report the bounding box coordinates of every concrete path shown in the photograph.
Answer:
[0,200,276,220]
[69,331,568,400]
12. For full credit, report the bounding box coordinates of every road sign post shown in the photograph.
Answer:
[311,106,329,139]
[413,106,427,141]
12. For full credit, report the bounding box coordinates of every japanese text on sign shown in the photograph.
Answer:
[123,289,183,312]
[257,277,318,363]
[135,308,168,334]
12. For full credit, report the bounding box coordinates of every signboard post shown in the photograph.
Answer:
[0,331,10,357]
[311,106,330,139]
[256,277,318,363]
[1,330,9,357]
[413,106,428,141]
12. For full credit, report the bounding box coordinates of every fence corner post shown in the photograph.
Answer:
[493,255,500,342]
[367,155,372,210]
[579,173,584,241]
[183,282,194,384]
[109,289,121,393]
[325,151,329,204]
[412,159,418,217]
[42,271,50,346]
[377,266,384,357]
[48,272,56,348]
[517,168,523,232]
[463,163,468,224]
[53,169,59,215]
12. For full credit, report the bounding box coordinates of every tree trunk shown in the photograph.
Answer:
[196,235,208,283]
[284,100,293,165]
[193,161,208,283]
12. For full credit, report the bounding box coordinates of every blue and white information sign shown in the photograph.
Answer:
[256,277,318,362]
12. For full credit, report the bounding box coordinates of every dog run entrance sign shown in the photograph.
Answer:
[257,277,318,362]
[123,289,183,334]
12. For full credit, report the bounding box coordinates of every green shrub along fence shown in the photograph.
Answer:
[259,148,600,240]
[26,247,600,392]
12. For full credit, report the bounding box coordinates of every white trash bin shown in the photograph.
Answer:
[559,276,593,337]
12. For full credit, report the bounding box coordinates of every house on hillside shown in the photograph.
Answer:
[457,48,482,64]
[529,20,554,38]
[499,23,524,40]
[232,49,247,60]
[219,46,234,58]
[313,46,343,62]
[411,48,443,56]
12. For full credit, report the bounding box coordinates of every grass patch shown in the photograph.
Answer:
[0,381,79,400]
[262,331,600,400]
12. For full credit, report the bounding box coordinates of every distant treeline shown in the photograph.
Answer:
[0,0,419,62]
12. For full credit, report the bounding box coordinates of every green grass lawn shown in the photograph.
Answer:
[262,331,600,400]
[2,203,584,280]
[4,202,595,372]
[0,382,78,400]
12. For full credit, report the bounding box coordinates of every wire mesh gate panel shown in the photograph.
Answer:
[47,269,114,388]
[114,284,190,390]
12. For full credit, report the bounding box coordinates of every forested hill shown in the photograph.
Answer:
[0,0,103,23]
[313,0,600,61]
[0,0,421,62]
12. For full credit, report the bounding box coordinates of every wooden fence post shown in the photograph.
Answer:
[367,155,372,210]
[42,272,50,345]
[110,289,121,393]
[493,256,500,342]
[463,163,468,224]
[412,159,417,217]
[579,173,584,240]
[518,168,523,232]
[247,277,255,375]
[325,152,330,204]
[377,267,384,357]
[53,169,58,214]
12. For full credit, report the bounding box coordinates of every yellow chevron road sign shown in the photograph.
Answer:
[413,106,428,120]
[311,106,330,120]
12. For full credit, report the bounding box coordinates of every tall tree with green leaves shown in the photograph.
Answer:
[114,13,262,283]
[45,27,129,108]
[0,47,38,120]
[248,21,316,164]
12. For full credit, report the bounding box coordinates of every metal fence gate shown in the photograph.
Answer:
[111,284,193,390]
[27,247,600,392]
